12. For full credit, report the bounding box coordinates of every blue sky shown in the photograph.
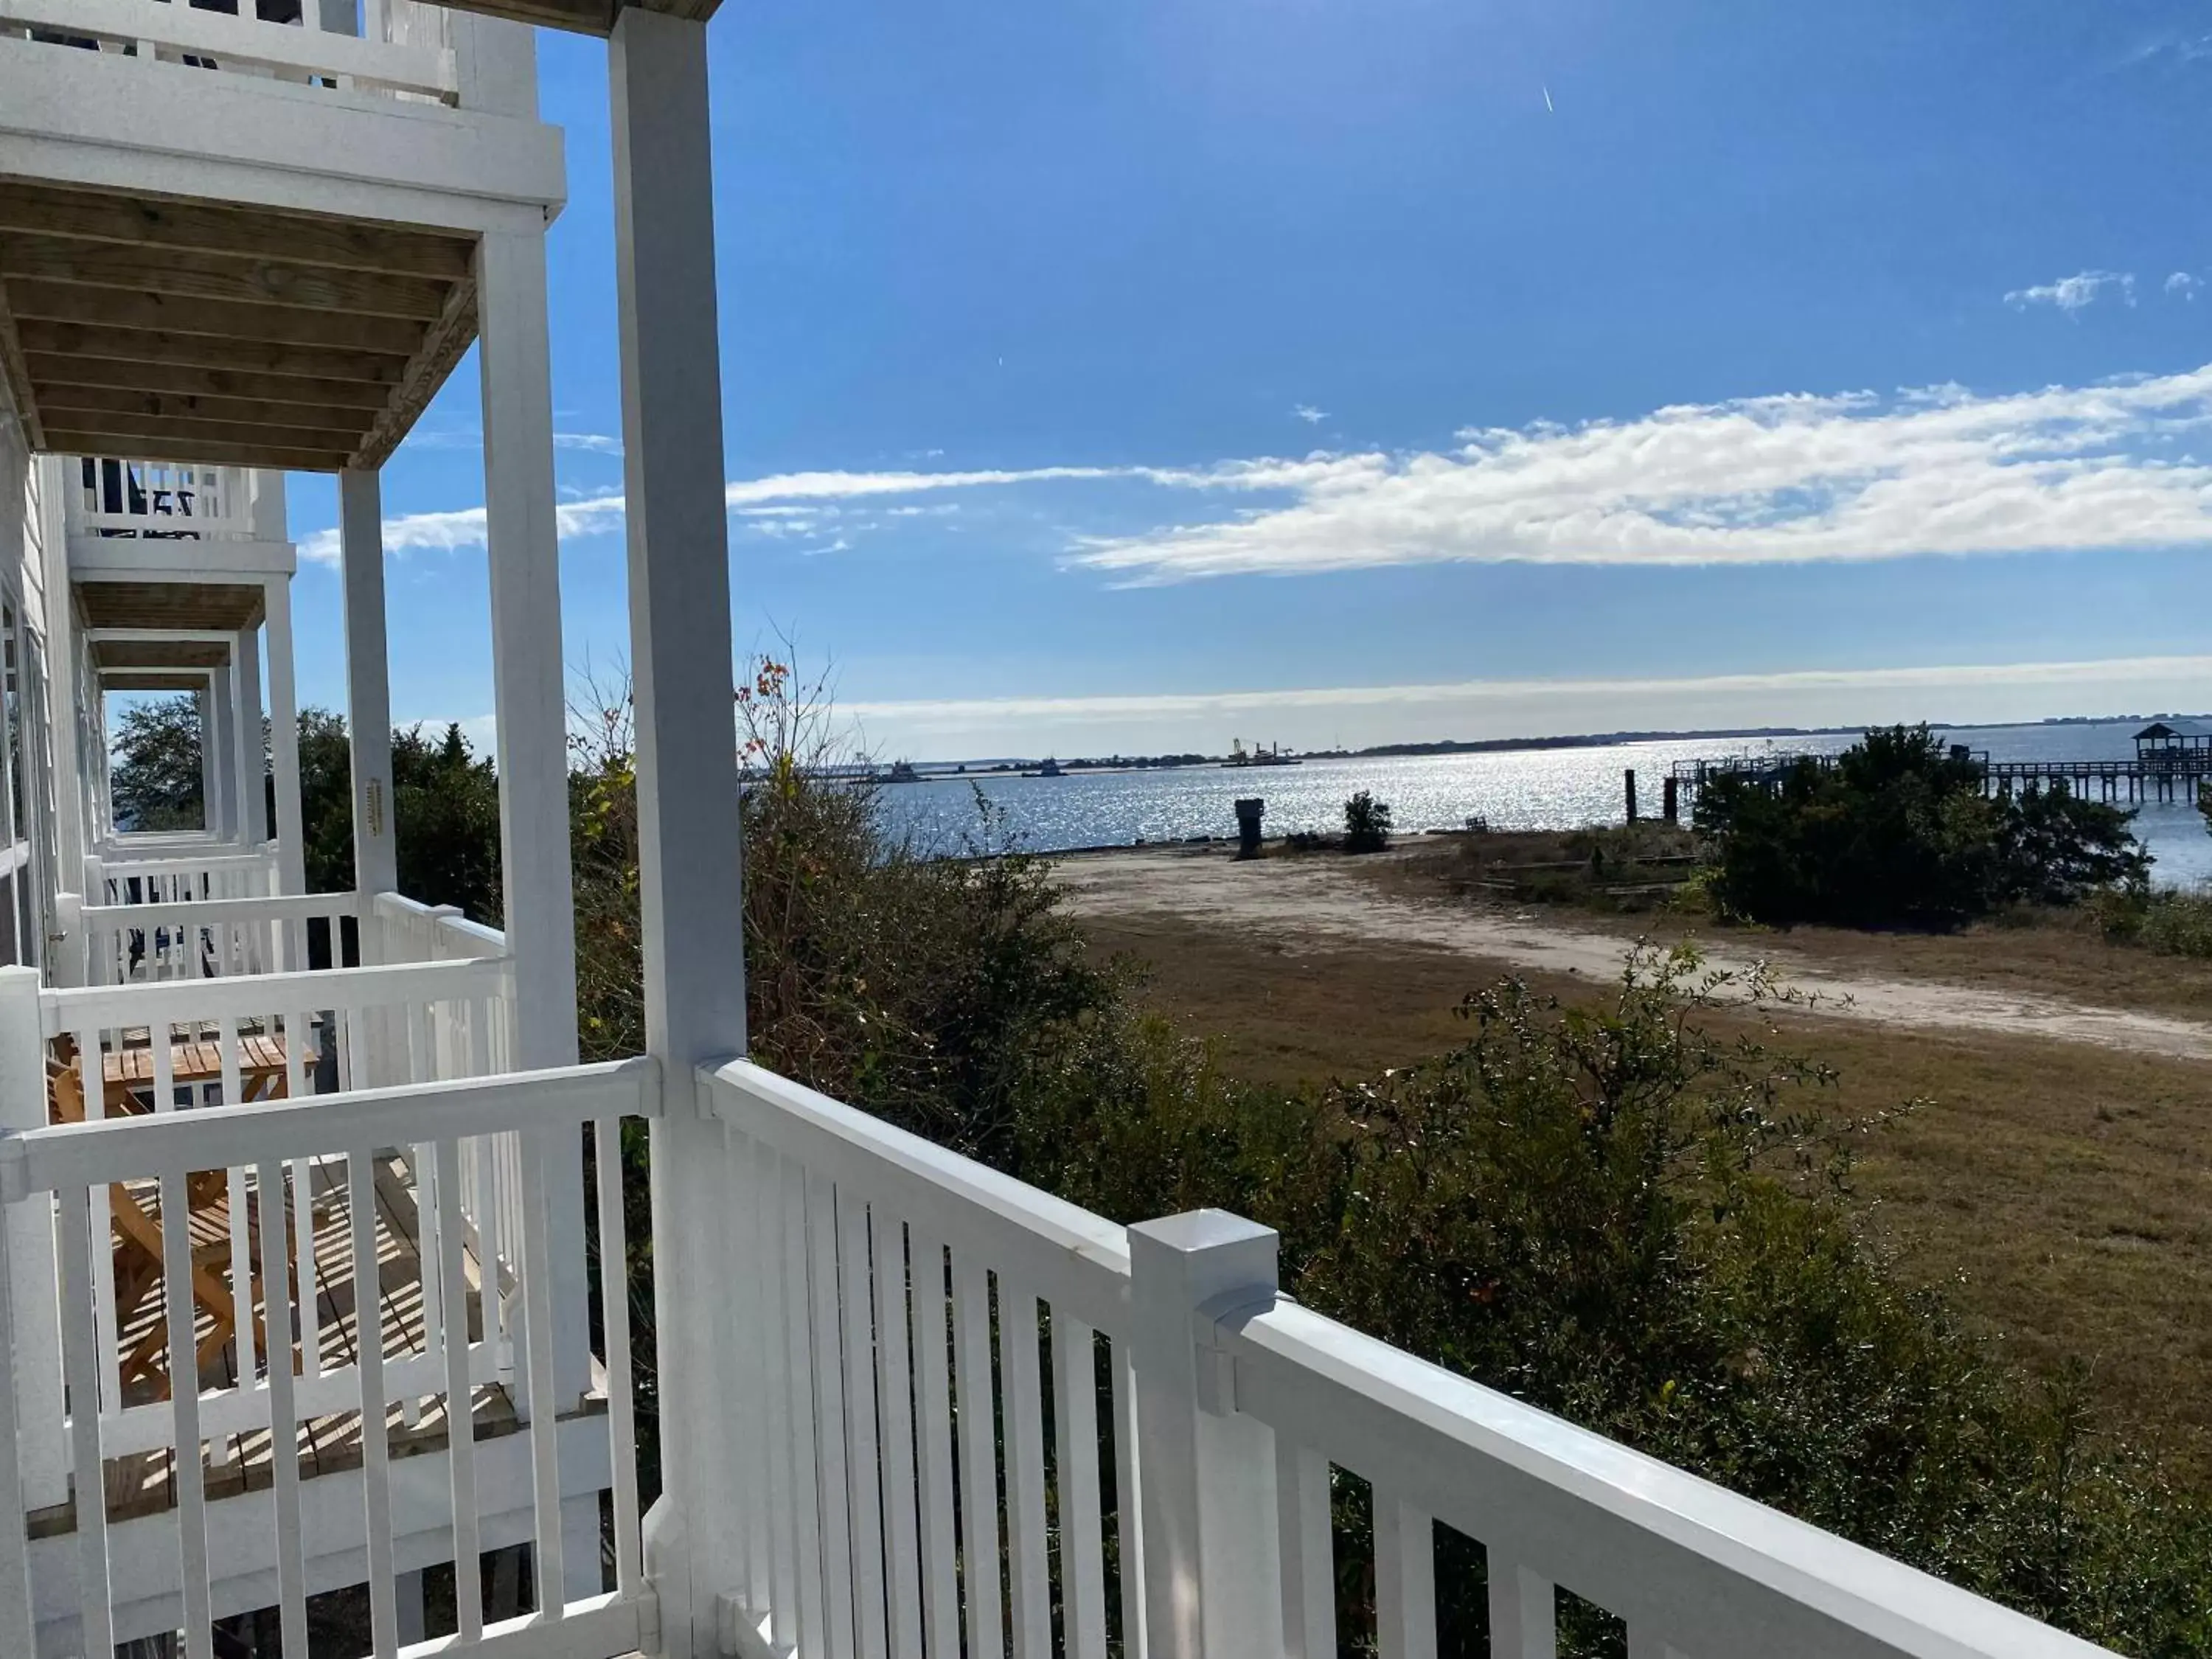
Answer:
[285,0,2212,759]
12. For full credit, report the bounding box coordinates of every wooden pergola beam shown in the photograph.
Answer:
[17,323,406,386]
[44,428,351,473]
[8,283,424,357]
[0,184,474,282]
[0,237,454,324]
[39,383,375,435]
[24,355,394,411]
[428,0,717,36]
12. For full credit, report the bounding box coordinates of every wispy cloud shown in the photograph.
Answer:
[2169,271,2202,301]
[307,362,2212,582]
[1293,404,1329,425]
[1072,365,2212,582]
[554,432,625,456]
[2005,270,2135,313]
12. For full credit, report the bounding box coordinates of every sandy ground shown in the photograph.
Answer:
[1056,845,2212,1063]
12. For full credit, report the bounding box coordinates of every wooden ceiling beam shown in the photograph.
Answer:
[353,274,480,470]
[47,407,361,451]
[16,322,406,386]
[0,183,475,282]
[22,354,394,411]
[0,280,41,451]
[7,282,423,357]
[38,383,372,436]
[44,428,351,473]
[0,237,455,323]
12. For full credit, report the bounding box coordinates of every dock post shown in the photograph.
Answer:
[1661,775,1679,826]
[1624,769,1638,824]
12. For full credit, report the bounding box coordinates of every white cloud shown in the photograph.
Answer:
[2005,270,2135,313]
[1293,404,1329,425]
[2169,272,2202,301]
[554,432,625,455]
[305,361,2212,583]
[1071,364,2212,582]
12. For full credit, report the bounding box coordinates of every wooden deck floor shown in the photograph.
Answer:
[29,1147,525,1538]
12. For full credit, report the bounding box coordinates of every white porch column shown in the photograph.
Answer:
[38,487,83,904]
[340,469,398,897]
[476,226,592,1466]
[262,580,303,896]
[195,683,219,837]
[234,627,266,846]
[207,668,237,844]
[611,13,749,1653]
[0,970,63,1512]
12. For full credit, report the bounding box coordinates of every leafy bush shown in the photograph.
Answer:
[1345,790,1394,853]
[294,711,504,922]
[2093,885,2212,959]
[1696,726,2146,928]
[108,695,204,832]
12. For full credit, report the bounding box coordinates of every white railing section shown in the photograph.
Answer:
[43,957,518,1431]
[704,1061,1144,1659]
[0,0,459,105]
[375,890,509,964]
[90,847,279,908]
[0,1058,655,1657]
[80,889,358,984]
[700,1060,2120,1659]
[62,461,254,543]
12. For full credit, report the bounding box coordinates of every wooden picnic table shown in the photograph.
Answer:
[101,1032,302,1111]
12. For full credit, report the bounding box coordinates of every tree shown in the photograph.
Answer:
[108,695,204,832]
[1696,726,2146,928]
[1344,789,1393,853]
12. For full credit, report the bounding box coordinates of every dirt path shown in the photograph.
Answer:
[1056,846,2212,1063]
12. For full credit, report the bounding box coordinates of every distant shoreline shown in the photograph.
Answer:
[885,712,2202,779]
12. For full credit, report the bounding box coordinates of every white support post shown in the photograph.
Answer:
[611,11,749,1653]
[37,465,82,888]
[0,969,64,1512]
[1129,1210,1285,1659]
[235,627,267,846]
[476,226,593,1446]
[341,469,398,899]
[207,670,237,844]
[195,683,220,838]
[263,580,304,895]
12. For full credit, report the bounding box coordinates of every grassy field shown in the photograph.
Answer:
[1079,907,2212,1472]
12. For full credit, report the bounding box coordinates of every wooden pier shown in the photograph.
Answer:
[1670,721,2212,810]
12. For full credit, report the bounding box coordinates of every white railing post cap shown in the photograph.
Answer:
[1129,1209,1279,1305]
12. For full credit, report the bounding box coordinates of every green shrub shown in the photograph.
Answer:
[2095,885,2212,959]
[1345,790,1394,853]
[1697,726,2146,929]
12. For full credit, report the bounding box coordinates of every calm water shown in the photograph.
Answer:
[879,720,2212,888]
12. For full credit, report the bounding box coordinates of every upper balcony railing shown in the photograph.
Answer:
[63,460,268,545]
[0,0,467,108]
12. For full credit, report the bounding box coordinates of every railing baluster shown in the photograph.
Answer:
[840,1192,891,1659]
[218,1018,256,1384]
[160,1168,215,1659]
[1003,1283,1051,1659]
[516,1126,566,1615]
[952,1252,1004,1659]
[909,1228,960,1659]
[1055,1310,1108,1659]
[1486,1553,1557,1658]
[435,1137,484,1643]
[1111,1340,1146,1659]
[726,1129,764,1617]
[349,1145,399,1656]
[873,1209,925,1659]
[255,1157,309,1658]
[55,1187,114,1658]
[72,1023,120,1419]
[0,1212,32,1657]
[809,1171,860,1658]
[780,1154,825,1655]
[1374,1492,1437,1659]
[595,1116,641,1600]
[1277,1443,1335,1659]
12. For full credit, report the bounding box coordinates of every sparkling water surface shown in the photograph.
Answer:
[877,720,2212,888]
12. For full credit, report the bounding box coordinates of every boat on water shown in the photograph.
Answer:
[1221,738,1302,768]
[1023,757,1065,778]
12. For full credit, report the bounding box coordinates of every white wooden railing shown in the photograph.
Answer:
[80,888,355,984]
[62,461,257,543]
[0,0,461,105]
[89,846,278,909]
[0,1056,653,1656]
[700,1060,2118,1659]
